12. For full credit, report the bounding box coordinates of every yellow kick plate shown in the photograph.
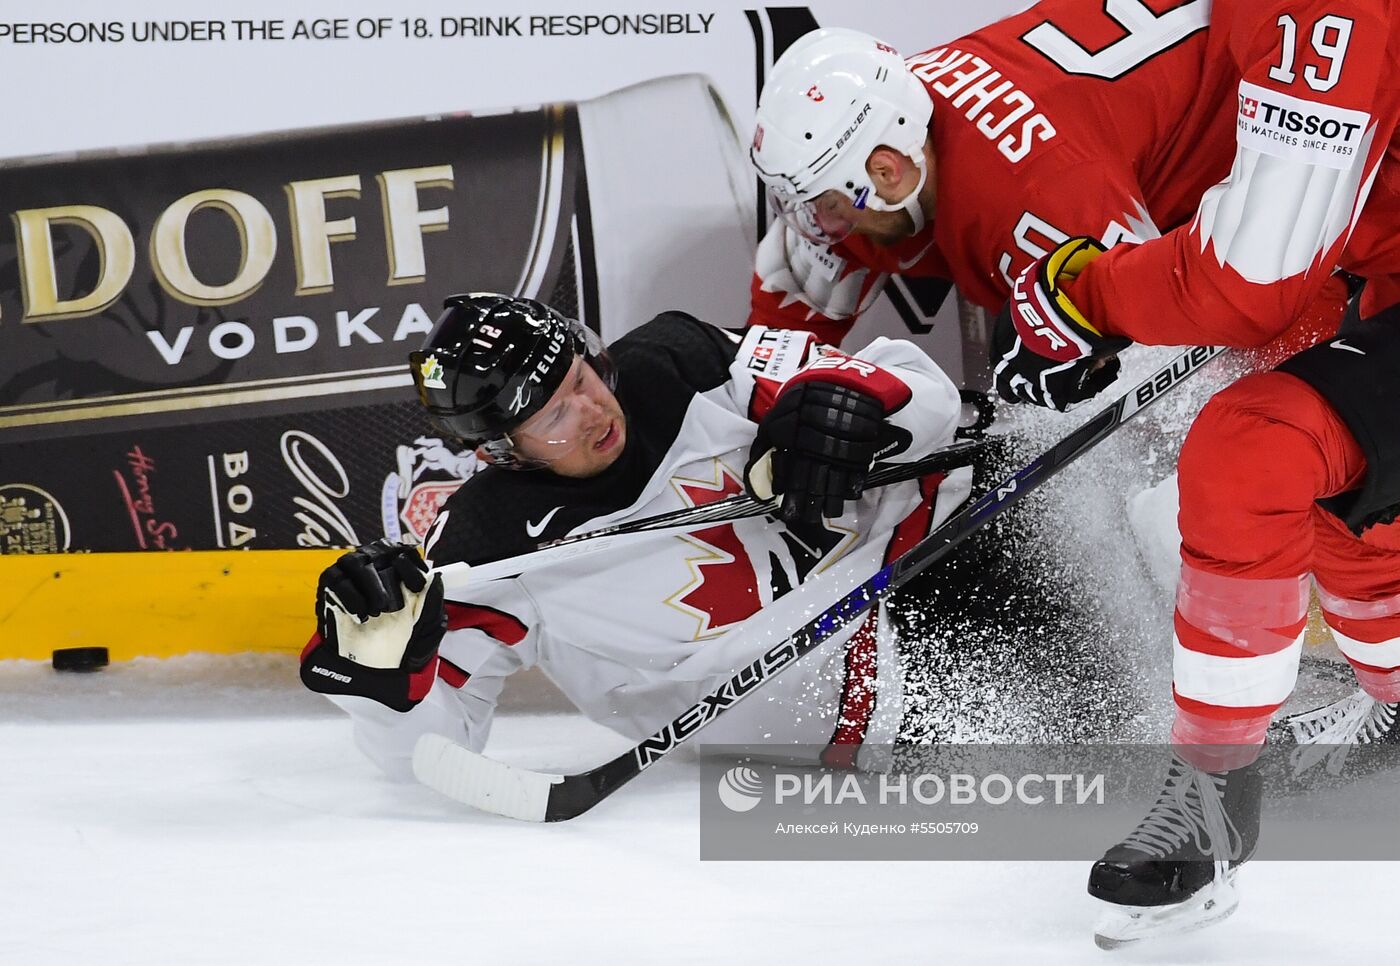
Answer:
[0,549,339,661]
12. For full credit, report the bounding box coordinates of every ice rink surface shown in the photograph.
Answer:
[2,654,1392,966]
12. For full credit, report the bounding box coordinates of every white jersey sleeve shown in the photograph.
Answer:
[727,324,962,462]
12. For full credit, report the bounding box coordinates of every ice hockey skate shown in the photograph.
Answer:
[1285,689,1399,776]
[1088,755,1262,950]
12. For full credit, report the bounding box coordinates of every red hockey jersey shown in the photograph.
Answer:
[750,0,1242,343]
[1068,0,1400,345]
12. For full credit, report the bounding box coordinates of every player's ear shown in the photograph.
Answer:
[866,146,907,192]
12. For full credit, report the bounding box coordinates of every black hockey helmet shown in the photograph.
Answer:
[409,293,615,463]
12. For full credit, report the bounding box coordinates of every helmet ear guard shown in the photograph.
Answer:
[475,435,529,469]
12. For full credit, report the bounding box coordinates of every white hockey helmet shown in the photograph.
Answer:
[751,28,933,245]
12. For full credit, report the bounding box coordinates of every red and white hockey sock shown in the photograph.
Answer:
[1317,583,1400,701]
[1170,565,1310,771]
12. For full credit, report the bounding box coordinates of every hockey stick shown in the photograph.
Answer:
[437,440,989,586]
[414,345,1226,821]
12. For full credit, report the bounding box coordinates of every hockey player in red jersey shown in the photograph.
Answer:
[1083,321,1400,948]
[975,0,1400,949]
[750,2,1400,947]
[746,3,1260,347]
[299,294,971,781]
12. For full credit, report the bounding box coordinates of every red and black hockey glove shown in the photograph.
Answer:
[990,237,1130,411]
[745,373,908,527]
[300,539,447,713]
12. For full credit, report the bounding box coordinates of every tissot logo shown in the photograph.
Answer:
[744,328,796,374]
[1234,80,1371,170]
[1246,100,1363,142]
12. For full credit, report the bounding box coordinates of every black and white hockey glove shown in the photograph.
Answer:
[745,381,891,527]
[990,237,1130,411]
[300,539,447,713]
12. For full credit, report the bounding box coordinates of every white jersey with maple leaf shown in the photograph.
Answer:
[329,313,968,778]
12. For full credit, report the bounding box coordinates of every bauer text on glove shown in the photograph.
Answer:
[990,237,1130,411]
[301,539,447,712]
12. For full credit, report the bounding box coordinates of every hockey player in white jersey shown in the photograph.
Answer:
[299,294,971,778]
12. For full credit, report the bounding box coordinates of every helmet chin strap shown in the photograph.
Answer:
[864,154,929,233]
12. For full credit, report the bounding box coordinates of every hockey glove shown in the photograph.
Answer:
[300,539,447,713]
[990,237,1130,411]
[744,381,889,526]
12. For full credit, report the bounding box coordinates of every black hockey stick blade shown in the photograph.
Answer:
[413,346,1225,820]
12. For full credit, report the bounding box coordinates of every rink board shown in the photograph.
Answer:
[0,549,337,660]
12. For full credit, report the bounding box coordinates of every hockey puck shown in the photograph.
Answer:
[51,647,109,672]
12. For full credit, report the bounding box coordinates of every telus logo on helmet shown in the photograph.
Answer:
[507,325,568,414]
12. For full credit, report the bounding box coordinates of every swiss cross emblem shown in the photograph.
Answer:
[1240,96,1259,119]
[752,124,764,151]
[805,85,824,102]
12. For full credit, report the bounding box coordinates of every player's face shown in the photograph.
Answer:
[510,356,627,477]
[809,190,918,244]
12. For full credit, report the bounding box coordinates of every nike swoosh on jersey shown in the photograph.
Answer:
[525,505,564,538]
[1331,339,1366,355]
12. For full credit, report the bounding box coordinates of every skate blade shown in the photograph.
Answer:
[1092,874,1239,950]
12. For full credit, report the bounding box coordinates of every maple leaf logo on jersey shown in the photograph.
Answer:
[663,461,858,640]
[1239,96,1259,119]
[665,464,763,640]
